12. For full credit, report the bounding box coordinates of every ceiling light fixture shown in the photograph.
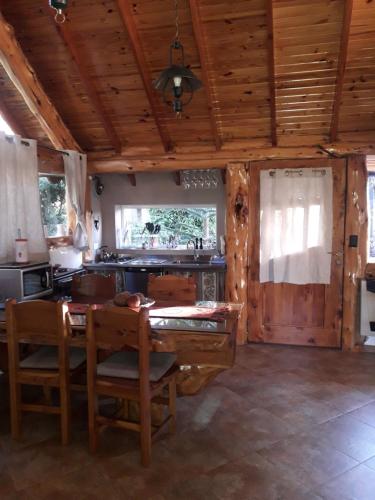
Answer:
[153,0,202,117]
[49,0,68,24]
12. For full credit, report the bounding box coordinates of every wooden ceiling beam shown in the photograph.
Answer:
[43,3,122,154]
[266,0,277,147]
[115,0,173,153]
[0,11,80,151]
[88,143,375,173]
[189,0,222,151]
[330,0,353,142]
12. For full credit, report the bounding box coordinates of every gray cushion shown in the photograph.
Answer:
[97,351,177,382]
[20,346,86,370]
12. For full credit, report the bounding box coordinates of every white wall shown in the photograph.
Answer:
[94,172,226,252]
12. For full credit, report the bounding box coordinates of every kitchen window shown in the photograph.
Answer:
[115,205,217,250]
[39,174,68,238]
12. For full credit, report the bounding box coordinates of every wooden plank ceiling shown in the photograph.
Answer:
[0,0,374,167]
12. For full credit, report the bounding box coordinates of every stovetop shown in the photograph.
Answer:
[0,261,49,269]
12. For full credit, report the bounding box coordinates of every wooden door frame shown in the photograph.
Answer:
[247,158,347,348]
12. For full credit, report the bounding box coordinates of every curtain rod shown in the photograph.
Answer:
[37,143,70,156]
[4,135,71,156]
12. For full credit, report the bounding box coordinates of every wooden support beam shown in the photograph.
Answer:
[87,142,375,173]
[127,173,136,186]
[0,12,80,151]
[330,0,353,142]
[225,163,249,344]
[342,155,367,350]
[115,0,173,153]
[266,0,277,146]
[43,3,122,153]
[189,0,222,151]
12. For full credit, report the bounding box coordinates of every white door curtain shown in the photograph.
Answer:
[260,167,333,285]
[0,133,47,263]
[63,150,89,251]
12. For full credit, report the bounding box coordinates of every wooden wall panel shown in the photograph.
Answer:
[225,162,249,344]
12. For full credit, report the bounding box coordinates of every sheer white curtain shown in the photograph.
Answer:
[63,151,89,251]
[0,133,47,263]
[260,167,333,284]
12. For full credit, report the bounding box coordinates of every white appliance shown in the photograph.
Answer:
[49,246,82,269]
[0,261,53,304]
[360,279,375,337]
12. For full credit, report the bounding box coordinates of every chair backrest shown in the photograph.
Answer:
[86,305,150,351]
[147,274,197,304]
[71,273,116,303]
[86,306,151,384]
[6,299,68,345]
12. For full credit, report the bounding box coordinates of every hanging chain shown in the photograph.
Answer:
[174,0,180,42]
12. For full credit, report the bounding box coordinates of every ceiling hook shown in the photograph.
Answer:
[54,9,66,24]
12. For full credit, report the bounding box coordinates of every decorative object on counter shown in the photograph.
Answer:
[143,222,161,235]
[153,0,202,116]
[15,229,28,264]
[167,235,178,249]
[49,0,68,23]
[98,245,110,262]
[181,169,219,189]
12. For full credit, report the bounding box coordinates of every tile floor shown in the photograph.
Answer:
[1,344,375,499]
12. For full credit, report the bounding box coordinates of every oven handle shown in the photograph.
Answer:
[45,269,50,289]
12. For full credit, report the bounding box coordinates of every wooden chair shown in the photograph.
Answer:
[86,305,178,466]
[71,273,116,304]
[5,299,86,445]
[147,274,197,305]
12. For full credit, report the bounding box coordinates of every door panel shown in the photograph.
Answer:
[262,283,325,328]
[248,159,346,347]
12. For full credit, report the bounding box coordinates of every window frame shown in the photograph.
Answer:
[38,173,73,244]
[114,203,218,252]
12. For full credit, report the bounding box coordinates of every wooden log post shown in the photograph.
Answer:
[342,155,368,350]
[225,163,249,344]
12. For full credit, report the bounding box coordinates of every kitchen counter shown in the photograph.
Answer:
[83,260,226,272]
[84,257,226,301]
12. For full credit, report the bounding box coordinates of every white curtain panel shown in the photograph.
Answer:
[260,167,333,285]
[64,151,89,251]
[0,133,47,263]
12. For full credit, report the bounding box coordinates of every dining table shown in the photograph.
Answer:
[0,300,241,396]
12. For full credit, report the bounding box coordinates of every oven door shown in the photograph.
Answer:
[22,266,53,299]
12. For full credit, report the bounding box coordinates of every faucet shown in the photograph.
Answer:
[187,240,199,262]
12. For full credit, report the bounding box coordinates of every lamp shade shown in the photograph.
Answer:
[154,65,202,94]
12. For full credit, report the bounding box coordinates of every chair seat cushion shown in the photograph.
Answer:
[97,351,177,382]
[20,346,86,370]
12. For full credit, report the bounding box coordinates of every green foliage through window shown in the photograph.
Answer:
[115,206,217,249]
[39,175,67,237]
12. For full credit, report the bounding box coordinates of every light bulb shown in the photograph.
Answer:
[173,76,182,88]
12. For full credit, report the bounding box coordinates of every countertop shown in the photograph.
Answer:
[83,259,226,272]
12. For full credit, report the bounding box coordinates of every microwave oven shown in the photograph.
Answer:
[0,261,53,304]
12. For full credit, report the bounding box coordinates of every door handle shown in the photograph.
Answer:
[327,251,343,257]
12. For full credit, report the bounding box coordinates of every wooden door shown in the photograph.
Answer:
[248,159,346,348]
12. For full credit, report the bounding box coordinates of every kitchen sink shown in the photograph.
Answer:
[171,256,212,265]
